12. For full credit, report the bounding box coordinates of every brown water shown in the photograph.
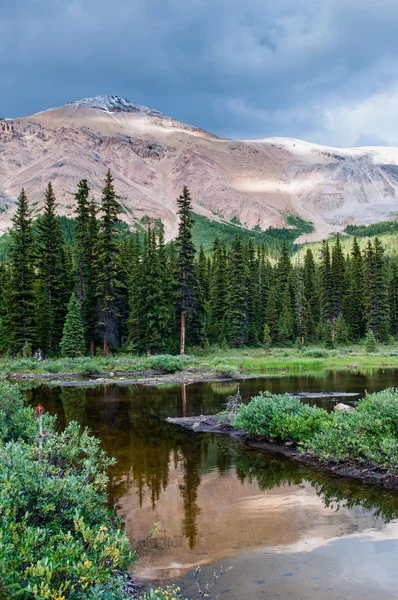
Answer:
[26,370,398,599]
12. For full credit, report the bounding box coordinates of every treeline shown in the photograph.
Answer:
[1,171,397,358]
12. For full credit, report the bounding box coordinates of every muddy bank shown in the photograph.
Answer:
[7,368,368,392]
[167,415,398,490]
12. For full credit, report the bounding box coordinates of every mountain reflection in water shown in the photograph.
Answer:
[25,371,398,584]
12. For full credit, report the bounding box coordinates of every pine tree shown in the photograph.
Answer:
[319,241,333,324]
[324,320,334,349]
[175,186,197,354]
[276,240,291,296]
[278,284,294,343]
[137,229,171,354]
[84,199,99,355]
[258,249,272,331]
[389,262,398,339]
[263,323,271,348]
[364,238,390,342]
[95,170,123,355]
[365,329,377,353]
[335,312,349,345]
[74,179,90,310]
[226,237,249,346]
[346,238,365,340]
[35,183,68,354]
[265,286,279,343]
[302,248,320,327]
[246,240,260,344]
[210,243,228,342]
[331,235,345,324]
[60,293,86,357]
[6,189,36,353]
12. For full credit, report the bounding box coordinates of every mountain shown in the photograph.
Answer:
[1,94,398,242]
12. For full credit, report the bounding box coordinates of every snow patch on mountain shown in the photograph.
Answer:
[67,95,165,118]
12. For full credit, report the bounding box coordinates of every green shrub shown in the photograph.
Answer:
[305,349,328,358]
[0,381,136,599]
[212,363,239,378]
[144,354,189,373]
[233,388,398,471]
[234,392,329,443]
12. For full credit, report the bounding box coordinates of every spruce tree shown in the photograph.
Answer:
[319,241,333,324]
[7,189,36,353]
[331,235,345,324]
[226,236,249,346]
[175,186,197,354]
[277,241,291,296]
[346,238,365,340]
[60,293,86,357]
[365,329,377,353]
[84,199,99,354]
[303,248,320,327]
[35,183,68,355]
[210,243,228,342]
[74,179,90,310]
[335,312,349,345]
[388,262,398,339]
[265,286,279,343]
[324,320,334,349]
[95,170,123,355]
[278,283,294,343]
[364,238,390,342]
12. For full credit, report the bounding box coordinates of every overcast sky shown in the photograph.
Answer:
[2,0,398,147]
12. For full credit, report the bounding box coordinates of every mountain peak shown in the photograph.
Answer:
[66,95,165,118]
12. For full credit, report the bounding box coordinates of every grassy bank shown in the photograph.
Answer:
[233,388,398,473]
[2,344,398,379]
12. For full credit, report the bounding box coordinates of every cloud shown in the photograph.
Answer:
[1,0,398,146]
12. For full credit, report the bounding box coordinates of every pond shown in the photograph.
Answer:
[26,369,398,599]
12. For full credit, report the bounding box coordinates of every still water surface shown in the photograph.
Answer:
[27,370,398,599]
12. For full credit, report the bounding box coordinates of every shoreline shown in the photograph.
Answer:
[167,415,398,490]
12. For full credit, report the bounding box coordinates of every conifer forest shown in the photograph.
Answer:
[1,169,396,359]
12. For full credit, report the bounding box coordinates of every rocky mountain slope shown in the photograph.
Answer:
[1,95,398,241]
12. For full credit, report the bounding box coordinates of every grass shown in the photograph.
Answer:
[190,211,314,254]
[2,344,398,378]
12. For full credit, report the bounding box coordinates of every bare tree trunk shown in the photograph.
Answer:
[90,340,95,357]
[104,338,109,357]
[180,311,186,355]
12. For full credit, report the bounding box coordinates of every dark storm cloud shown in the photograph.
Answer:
[2,0,398,146]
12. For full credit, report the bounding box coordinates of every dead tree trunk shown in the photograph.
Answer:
[180,311,186,355]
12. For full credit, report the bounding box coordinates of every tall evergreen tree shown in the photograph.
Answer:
[278,283,294,343]
[74,179,90,310]
[265,286,279,343]
[226,236,249,347]
[95,170,123,355]
[7,189,36,353]
[35,183,68,354]
[389,262,398,339]
[330,235,345,324]
[302,248,320,326]
[319,241,333,324]
[346,238,365,340]
[175,186,197,354]
[84,199,99,355]
[364,238,390,342]
[210,243,228,342]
